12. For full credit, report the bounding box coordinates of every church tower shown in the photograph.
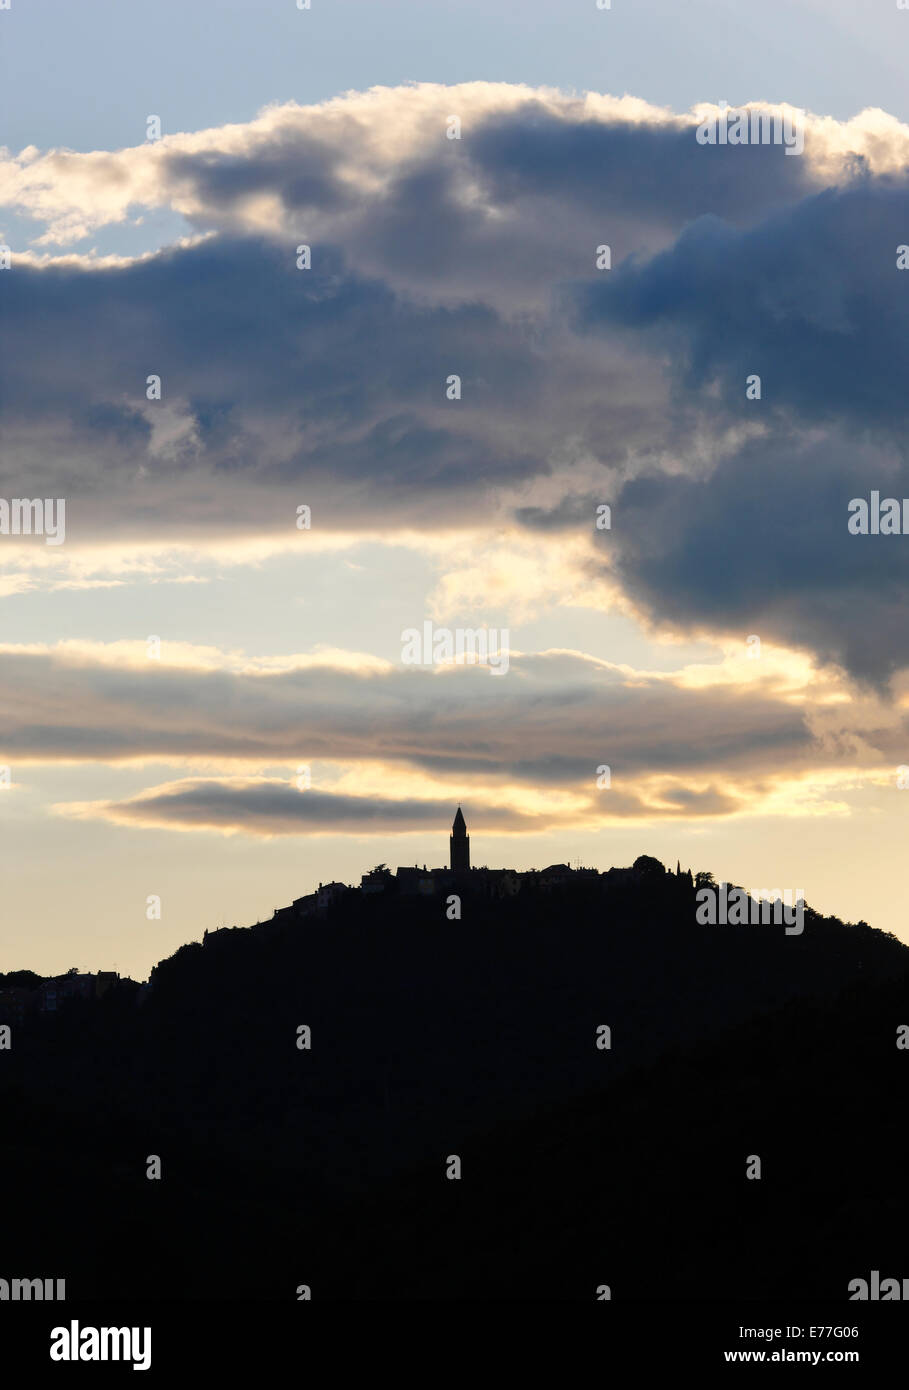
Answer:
[450,806,470,874]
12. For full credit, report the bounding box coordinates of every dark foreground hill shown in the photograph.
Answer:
[1,873,906,1299]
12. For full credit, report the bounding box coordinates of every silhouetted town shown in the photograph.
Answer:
[0,966,120,1027]
[0,807,699,1025]
[260,806,695,927]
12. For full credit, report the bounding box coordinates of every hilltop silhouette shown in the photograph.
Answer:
[1,838,907,1300]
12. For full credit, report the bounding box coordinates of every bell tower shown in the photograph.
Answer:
[450,806,470,873]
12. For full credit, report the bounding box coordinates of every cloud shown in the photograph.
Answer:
[57,779,545,838]
[0,641,818,780]
[5,637,903,836]
[587,433,909,687]
[4,90,904,260]
[4,84,909,681]
[580,178,909,431]
[1,233,604,541]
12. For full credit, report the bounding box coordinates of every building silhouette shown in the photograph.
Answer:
[258,806,697,926]
[450,806,470,874]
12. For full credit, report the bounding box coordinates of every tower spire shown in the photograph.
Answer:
[450,806,470,873]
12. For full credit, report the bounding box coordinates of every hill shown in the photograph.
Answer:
[1,871,906,1299]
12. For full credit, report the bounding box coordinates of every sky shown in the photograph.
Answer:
[3,0,909,979]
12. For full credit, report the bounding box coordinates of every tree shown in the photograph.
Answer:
[633,855,665,878]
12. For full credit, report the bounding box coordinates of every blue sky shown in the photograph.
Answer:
[4,0,909,156]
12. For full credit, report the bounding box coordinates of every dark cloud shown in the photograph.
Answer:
[4,92,909,680]
[580,177,909,430]
[166,136,354,214]
[91,782,539,836]
[0,236,589,535]
[597,433,909,685]
[0,96,828,545]
[80,774,751,836]
[468,101,814,228]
